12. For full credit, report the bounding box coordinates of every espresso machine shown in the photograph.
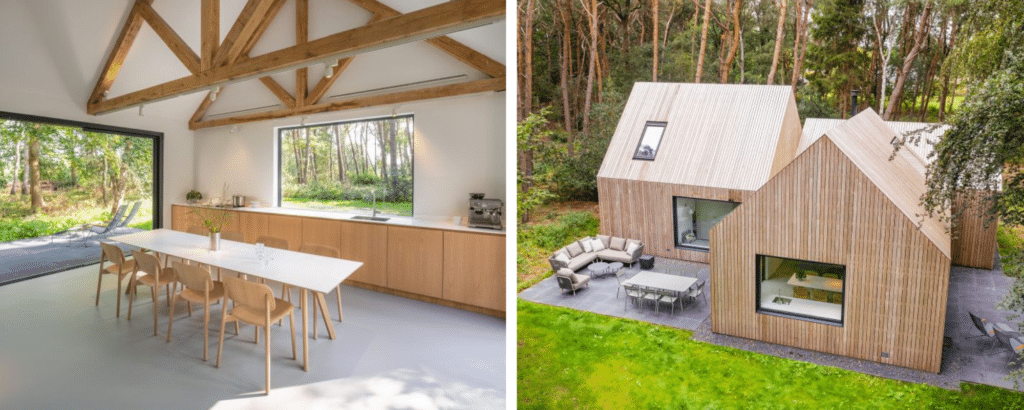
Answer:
[468,193,504,230]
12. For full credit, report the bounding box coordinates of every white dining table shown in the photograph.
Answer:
[623,271,697,294]
[109,229,363,371]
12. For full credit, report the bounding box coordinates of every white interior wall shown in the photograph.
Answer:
[0,0,195,228]
[193,91,506,219]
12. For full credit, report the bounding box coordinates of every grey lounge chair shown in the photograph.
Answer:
[994,328,1024,355]
[90,204,129,235]
[970,311,1012,348]
[555,268,590,295]
[113,201,143,231]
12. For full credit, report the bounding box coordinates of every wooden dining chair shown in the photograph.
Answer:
[96,242,137,318]
[252,236,289,285]
[128,250,179,336]
[168,262,237,361]
[217,276,296,395]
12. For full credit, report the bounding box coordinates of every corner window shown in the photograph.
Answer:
[633,121,666,160]
[756,255,845,325]
[278,115,413,216]
[673,197,738,251]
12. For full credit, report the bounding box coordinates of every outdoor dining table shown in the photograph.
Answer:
[623,271,698,311]
[109,229,363,371]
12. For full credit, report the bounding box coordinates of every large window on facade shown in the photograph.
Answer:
[756,255,845,325]
[633,121,666,160]
[279,115,413,216]
[673,197,738,250]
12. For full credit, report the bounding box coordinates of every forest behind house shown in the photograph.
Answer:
[280,116,414,216]
[0,119,153,242]
[516,0,1019,222]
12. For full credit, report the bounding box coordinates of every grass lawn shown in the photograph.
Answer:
[0,190,152,242]
[282,197,412,216]
[517,202,600,292]
[518,299,1024,409]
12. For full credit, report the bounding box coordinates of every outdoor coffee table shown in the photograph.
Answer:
[606,262,624,277]
[588,262,609,278]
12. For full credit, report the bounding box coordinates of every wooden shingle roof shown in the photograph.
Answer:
[597,82,801,192]
[818,109,950,257]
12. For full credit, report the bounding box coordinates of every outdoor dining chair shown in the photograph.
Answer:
[623,284,642,311]
[640,286,661,313]
[656,289,681,315]
[686,281,706,306]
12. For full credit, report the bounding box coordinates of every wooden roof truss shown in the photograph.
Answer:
[86,0,505,130]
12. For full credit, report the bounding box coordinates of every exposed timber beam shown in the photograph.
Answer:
[136,2,201,74]
[295,0,308,108]
[213,0,277,67]
[260,77,296,108]
[87,0,154,106]
[88,0,504,115]
[189,90,218,126]
[302,15,383,106]
[190,77,505,130]
[345,0,505,78]
[201,0,219,71]
[235,0,288,63]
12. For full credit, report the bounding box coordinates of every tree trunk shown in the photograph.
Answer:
[335,125,346,183]
[101,153,108,205]
[9,140,19,195]
[22,142,29,195]
[28,133,44,212]
[767,0,787,85]
[559,0,573,133]
[388,119,399,199]
[884,1,933,120]
[652,0,659,81]
[695,0,713,82]
[719,0,744,83]
[518,0,536,121]
[790,0,812,92]
[580,0,599,139]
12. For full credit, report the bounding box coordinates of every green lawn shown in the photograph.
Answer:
[517,299,1024,409]
[0,190,152,242]
[282,197,412,216]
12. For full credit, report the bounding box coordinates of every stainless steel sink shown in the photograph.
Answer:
[351,215,391,222]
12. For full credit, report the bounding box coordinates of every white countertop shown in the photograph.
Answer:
[174,203,506,235]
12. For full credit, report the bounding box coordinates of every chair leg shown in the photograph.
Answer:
[202,301,210,361]
[265,304,272,395]
[95,263,104,306]
[116,273,124,318]
[167,294,177,343]
[216,308,228,368]
[152,283,159,336]
[289,311,296,360]
[127,277,136,320]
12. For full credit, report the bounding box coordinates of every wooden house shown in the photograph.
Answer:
[710,109,951,373]
[801,118,998,269]
[596,82,802,263]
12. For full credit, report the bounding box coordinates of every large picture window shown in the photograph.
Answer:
[756,255,845,325]
[673,197,738,250]
[279,115,413,216]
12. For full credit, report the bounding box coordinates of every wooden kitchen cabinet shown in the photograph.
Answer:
[443,231,505,312]
[238,212,268,243]
[301,217,341,250]
[266,214,303,250]
[338,221,388,287]
[387,226,443,299]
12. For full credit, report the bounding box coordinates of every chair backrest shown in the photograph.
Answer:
[187,225,208,235]
[221,231,244,242]
[173,261,213,293]
[100,204,129,232]
[100,242,126,265]
[970,312,991,336]
[255,235,289,250]
[995,328,1013,347]
[556,276,574,290]
[115,201,143,228]
[224,276,275,311]
[131,250,162,278]
[299,243,339,258]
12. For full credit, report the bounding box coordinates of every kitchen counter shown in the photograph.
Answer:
[174,203,505,235]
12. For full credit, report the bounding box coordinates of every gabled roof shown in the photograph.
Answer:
[799,118,948,177]
[597,82,800,192]
[816,109,950,257]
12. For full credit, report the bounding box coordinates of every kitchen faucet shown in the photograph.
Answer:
[371,189,378,217]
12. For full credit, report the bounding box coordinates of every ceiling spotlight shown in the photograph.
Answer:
[324,60,340,79]
[209,86,221,101]
[230,125,239,133]
[138,105,144,116]
[300,116,308,126]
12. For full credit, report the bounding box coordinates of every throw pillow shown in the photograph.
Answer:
[554,252,570,265]
[566,242,584,258]
[596,235,611,249]
[626,241,640,255]
[581,239,593,253]
[591,238,606,252]
[610,237,626,251]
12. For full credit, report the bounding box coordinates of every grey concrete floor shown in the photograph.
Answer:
[0,263,506,409]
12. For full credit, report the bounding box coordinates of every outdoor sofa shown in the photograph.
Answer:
[549,235,644,272]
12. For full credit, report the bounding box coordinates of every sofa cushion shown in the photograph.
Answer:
[591,238,606,252]
[567,253,598,271]
[581,239,593,253]
[597,249,631,263]
[610,237,626,251]
[557,268,574,277]
[571,273,590,285]
[566,242,584,258]
[553,252,570,265]
[626,241,640,255]
[596,235,611,249]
